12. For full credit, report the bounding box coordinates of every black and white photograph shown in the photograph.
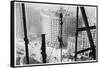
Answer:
[11,1,98,67]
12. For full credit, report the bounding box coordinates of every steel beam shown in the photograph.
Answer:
[76,46,96,54]
[78,26,96,32]
[41,34,47,63]
[75,6,79,61]
[22,3,29,64]
[80,7,96,60]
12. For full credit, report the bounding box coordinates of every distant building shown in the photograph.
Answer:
[41,10,59,48]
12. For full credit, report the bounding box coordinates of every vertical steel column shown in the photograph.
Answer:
[22,3,29,64]
[41,34,47,63]
[75,6,79,61]
[80,7,96,60]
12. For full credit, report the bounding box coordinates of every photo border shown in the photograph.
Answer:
[10,0,98,67]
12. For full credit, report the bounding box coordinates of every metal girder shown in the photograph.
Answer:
[76,46,96,54]
[41,34,47,63]
[22,3,29,64]
[78,26,96,32]
[80,7,96,60]
[75,6,79,61]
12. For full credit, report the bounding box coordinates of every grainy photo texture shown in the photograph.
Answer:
[11,1,98,67]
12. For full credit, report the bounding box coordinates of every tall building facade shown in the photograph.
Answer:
[41,10,60,48]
